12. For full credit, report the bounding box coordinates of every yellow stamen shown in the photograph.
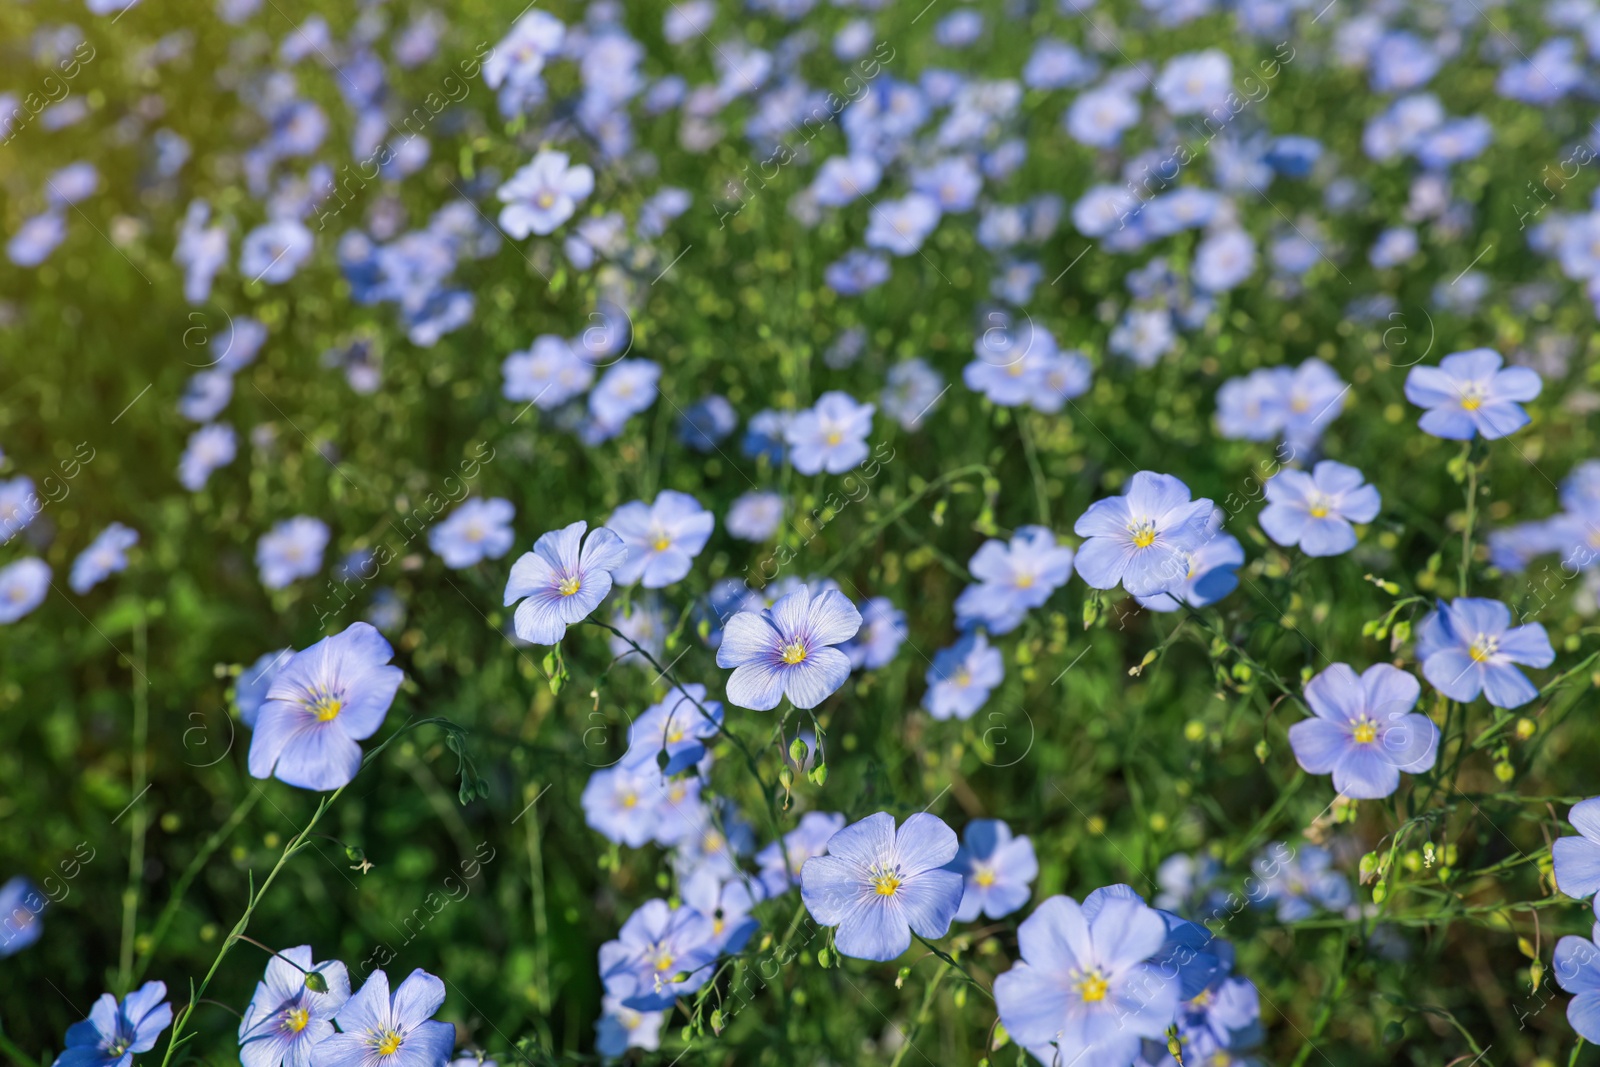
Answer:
[1309,505,1329,518]
[975,868,996,887]
[1132,528,1157,549]
[536,192,556,209]
[654,953,675,972]
[1352,719,1377,744]
[621,791,638,809]
[1461,395,1482,411]
[558,575,582,596]
[375,1031,403,1057]
[1075,970,1110,1003]
[873,872,901,896]
[826,431,843,446]
[1469,635,1497,662]
[311,694,342,722]
[284,1009,310,1034]
[781,641,808,665]
[1014,574,1034,589]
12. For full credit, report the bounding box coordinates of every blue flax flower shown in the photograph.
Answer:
[70,523,139,594]
[52,982,172,1067]
[320,969,454,1067]
[587,360,660,434]
[1136,516,1244,613]
[726,491,784,542]
[681,868,760,954]
[1252,843,1350,922]
[0,876,45,956]
[0,558,51,624]
[599,899,718,1010]
[993,890,1180,1067]
[237,649,292,728]
[428,498,514,569]
[945,819,1037,921]
[247,622,404,792]
[1405,349,1541,440]
[593,995,663,1058]
[844,596,908,670]
[1415,597,1554,708]
[257,517,330,590]
[715,584,861,710]
[800,811,964,961]
[1073,472,1215,597]
[622,684,722,776]
[923,631,1004,720]
[1259,461,1381,557]
[238,946,351,1067]
[785,392,875,475]
[1556,929,1600,1042]
[179,424,237,491]
[607,491,715,588]
[955,525,1075,634]
[1552,798,1600,916]
[502,521,627,645]
[1288,663,1438,799]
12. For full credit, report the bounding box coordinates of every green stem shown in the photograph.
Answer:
[1017,416,1050,528]
[818,464,992,577]
[0,1026,35,1067]
[118,611,151,995]
[1459,453,1477,595]
[522,784,552,1017]
[888,959,950,1067]
[911,934,992,1001]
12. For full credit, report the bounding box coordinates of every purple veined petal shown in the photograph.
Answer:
[1379,712,1439,773]
[1422,647,1483,701]
[1479,660,1538,708]
[1303,663,1364,723]
[1571,990,1600,1042]
[1072,495,1133,539]
[1361,663,1421,715]
[1473,401,1532,440]
[897,868,964,938]
[799,855,863,925]
[1555,837,1600,899]
[806,589,863,647]
[767,586,813,639]
[1418,406,1478,439]
[1088,896,1168,971]
[1120,543,1188,597]
[833,896,911,961]
[336,969,393,1035]
[272,722,363,791]
[558,569,612,623]
[1014,894,1093,971]
[1103,961,1180,1036]
[1572,797,1600,842]
[579,525,628,574]
[537,520,587,574]
[391,969,446,1029]
[1555,936,1600,995]
[513,593,568,645]
[1499,622,1556,667]
[503,551,556,607]
[1331,745,1401,799]
[335,665,405,742]
[1404,365,1457,407]
[782,646,851,708]
[893,813,960,875]
[993,963,1069,1047]
[1287,718,1347,774]
[821,812,896,869]
[247,704,305,780]
[1123,471,1192,519]
[239,1029,295,1067]
[716,611,780,666]
[1072,535,1130,589]
[1257,501,1309,548]
[726,662,786,711]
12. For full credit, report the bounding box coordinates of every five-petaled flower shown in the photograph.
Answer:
[1073,471,1216,597]
[1415,597,1555,708]
[1287,663,1439,799]
[320,968,454,1067]
[715,584,861,710]
[502,520,628,645]
[1404,348,1542,440]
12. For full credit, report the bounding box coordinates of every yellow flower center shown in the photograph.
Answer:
[652,535,672,552]
[310,693,342,722]
[1007,360,1026,377]
[826,431,843,446]
[974,867,996,887]
[1075,969,1110,1003]
[1290,396,1310,413]
[1129,521,1158,549]
[654,951,675,972]
[465,522,484,542]
[1461,395,1482,411]
[780,641,808,665]
[873,872,901,896]
[284,1008,310,1034]
[558,575,582,596]
[1309,505,1329,518]
[1469,635,1498,663]
[1014,574,1034,589]
[375,1031,403,1057]
[1352,718,1378,744]
[954,669,972,687]
[620,790,638,809]
[536,191,556,209]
